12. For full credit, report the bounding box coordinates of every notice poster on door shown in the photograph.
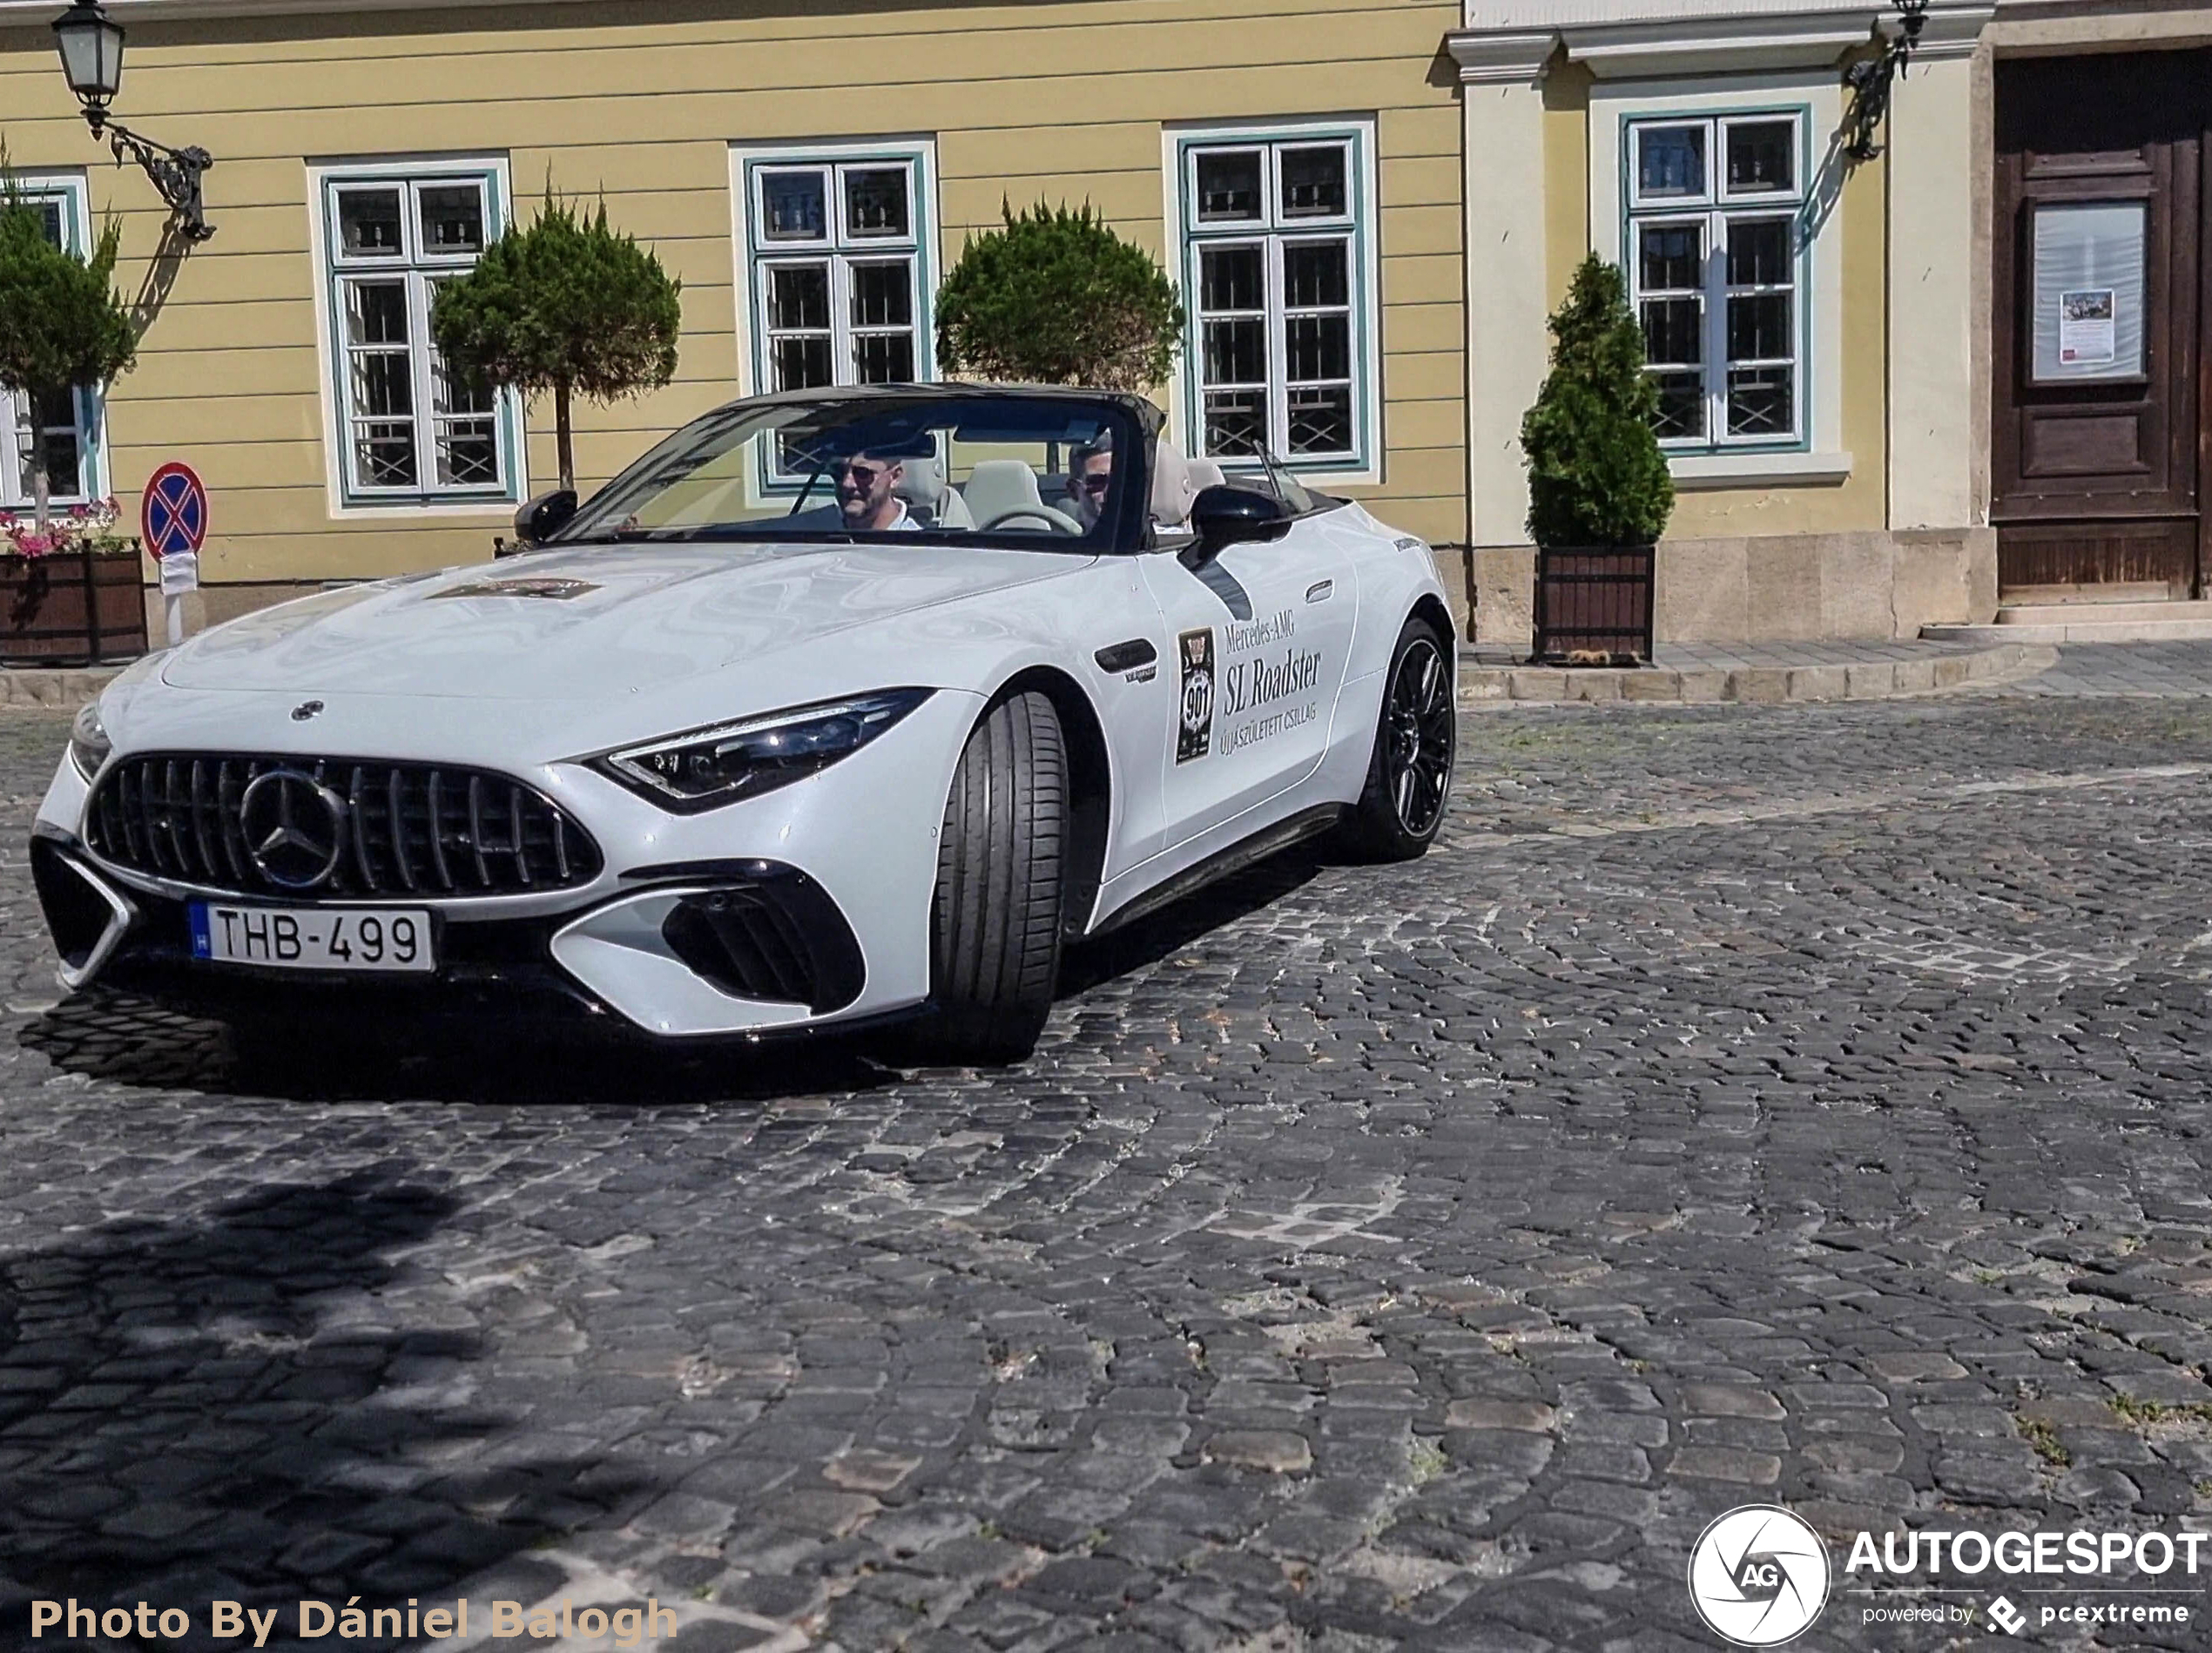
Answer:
[2059,288,2118,367]
[2032,201,2146,382]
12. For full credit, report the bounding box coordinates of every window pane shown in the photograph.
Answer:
[1640,297,1703,368]
[1637,125,1706,200]
[1727,219,1793,287]
[1727,293,1792,361]
[418,185,485,255]
[1200,245,1264,313]
[772,335,834,391]
[1727,121,1796,195]
[1287,386,1352,455]
[845,168,910,238]
[436,422,500,486]
[345,280,412,349]
[1728,366,1794,435]
[1651,371,1706,440]
[432,354,492,419]
[1639,223,1703,293]
[338,189,405,257]
[1283,241,1349,309]
[35,425,83,496]
[1286,314,1350,381]
[355,424,417,488]
[1204,319,1267,386]
[766,264,831,332]
[849,261,914,327]
[1204,389,1267,455]
[853,334,914,383]
[36,200,64,249]
[1196,151,1264,223]
[1279,145,1347,218]
[353,354,414,420]
[763,171,827,241]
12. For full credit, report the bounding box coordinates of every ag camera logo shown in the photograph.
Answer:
[1688,1505,1831,1646]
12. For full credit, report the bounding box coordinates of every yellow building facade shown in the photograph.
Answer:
[0,0,1468,626]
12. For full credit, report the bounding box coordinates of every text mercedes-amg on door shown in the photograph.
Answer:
[33,388,1456,1061]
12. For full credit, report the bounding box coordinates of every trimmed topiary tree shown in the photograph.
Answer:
[430,191,682,493]
[1521,253,1675,548]
[0,186,136,532]
[936,201,1184,390]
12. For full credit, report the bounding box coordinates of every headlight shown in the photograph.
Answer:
[69,700,111,779]
[597,688,933,812]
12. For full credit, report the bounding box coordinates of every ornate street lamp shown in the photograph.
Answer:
[51,1,215,242]
[1843,0,1932,163]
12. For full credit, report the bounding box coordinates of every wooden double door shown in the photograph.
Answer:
[1993,51,2212,601]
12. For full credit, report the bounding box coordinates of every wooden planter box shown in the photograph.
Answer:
[1531,544,1656,665]
[0,545,150,667]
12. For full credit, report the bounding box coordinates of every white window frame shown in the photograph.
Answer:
[1590,76,1851,489]
[1165,118,1382,483]
[307,155,523,515]
[1,173,102,512]
[731,141,935,387]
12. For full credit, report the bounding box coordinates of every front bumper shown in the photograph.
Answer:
[31,833,897,1042]
[30,689,981,1039]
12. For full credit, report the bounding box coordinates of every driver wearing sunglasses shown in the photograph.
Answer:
[1065,434,1115,530]
[834,450,922,532]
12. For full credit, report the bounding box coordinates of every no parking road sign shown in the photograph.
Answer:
[141,462,208,561]
[142,462,206,644]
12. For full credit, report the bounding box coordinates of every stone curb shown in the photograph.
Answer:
[0,667,124,712]
[1458,643,2060,708]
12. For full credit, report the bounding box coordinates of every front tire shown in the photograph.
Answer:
[1340,616,1455,861]
[920,691,1068,1062]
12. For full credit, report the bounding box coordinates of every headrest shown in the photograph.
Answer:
[1185,456,1227,492]
[1150,436,1197,527]
[891,453,945,512]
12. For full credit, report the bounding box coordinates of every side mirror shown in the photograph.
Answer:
[1186,484,1291,563]
[509,489,578,553]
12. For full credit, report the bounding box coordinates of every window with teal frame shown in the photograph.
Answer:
[1624,109,1811,452]
[1178,123,1375,471]
[320,165,520,506]
[1,175,101,510]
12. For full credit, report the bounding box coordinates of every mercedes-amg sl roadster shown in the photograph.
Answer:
[33,386,1456,1060]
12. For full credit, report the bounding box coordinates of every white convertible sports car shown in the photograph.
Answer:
[32,387,1455,1060]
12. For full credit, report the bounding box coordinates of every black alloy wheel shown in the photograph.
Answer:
[1340,616,1454,861]
[1385,632,1453,837]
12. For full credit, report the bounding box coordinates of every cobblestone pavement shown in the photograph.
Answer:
[10,651,2212,1650]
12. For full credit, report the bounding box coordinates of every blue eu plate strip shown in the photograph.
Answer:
[188,903,212,961]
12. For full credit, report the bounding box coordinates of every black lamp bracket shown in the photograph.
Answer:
[1843,0,1932,163]
[84,108,214,242]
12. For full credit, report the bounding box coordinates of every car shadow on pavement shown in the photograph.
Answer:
[1055,842,1327,998]
[18,990,894,1107]
[0,1168,648,1649]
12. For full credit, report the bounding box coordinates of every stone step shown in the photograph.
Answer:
[1925,614,2212,644]
[1995,598,2212,626]
[1459,643,2054,706]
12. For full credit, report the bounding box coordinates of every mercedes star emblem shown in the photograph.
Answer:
[238,769,348,891]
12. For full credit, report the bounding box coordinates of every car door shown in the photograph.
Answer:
[1142,472,1356,852]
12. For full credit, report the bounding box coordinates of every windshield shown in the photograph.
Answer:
[558,391,1145,550]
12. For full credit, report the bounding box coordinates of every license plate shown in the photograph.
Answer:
[189,904,435,973]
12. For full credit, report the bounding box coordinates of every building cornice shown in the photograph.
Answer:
[1450,0,1994,84]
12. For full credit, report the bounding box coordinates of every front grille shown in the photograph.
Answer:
[85,753,604,900]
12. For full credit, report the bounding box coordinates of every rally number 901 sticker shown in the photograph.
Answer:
[1177,628,1215,765]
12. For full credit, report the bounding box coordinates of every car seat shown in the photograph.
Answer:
[1150,438,1197,529]
[962,459,1054,529]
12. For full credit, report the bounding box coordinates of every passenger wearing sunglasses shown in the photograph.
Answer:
[834,450,922,532]
[1065,433,1115,530]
